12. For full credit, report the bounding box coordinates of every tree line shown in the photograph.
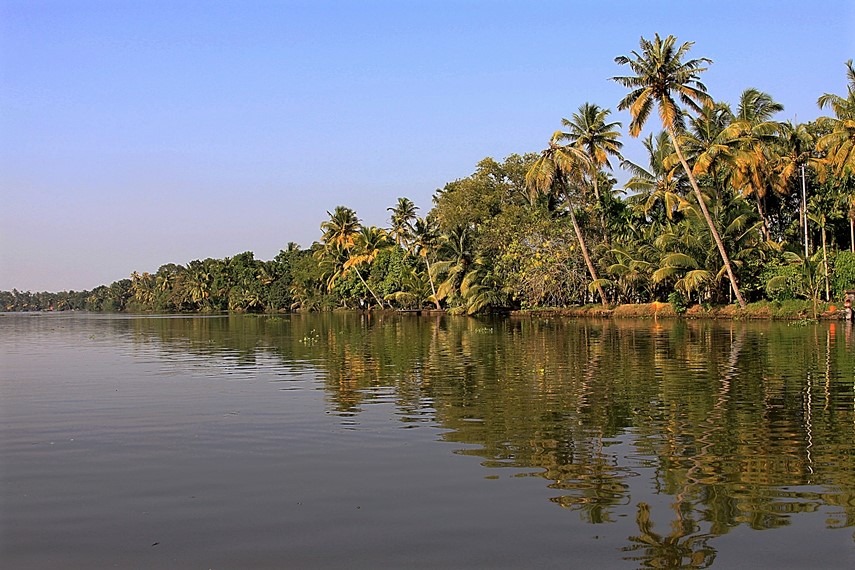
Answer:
[4,35,854,314]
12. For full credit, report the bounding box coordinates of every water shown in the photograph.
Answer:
[2,312,855,568]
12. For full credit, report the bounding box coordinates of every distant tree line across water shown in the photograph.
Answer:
[4,35,855,315]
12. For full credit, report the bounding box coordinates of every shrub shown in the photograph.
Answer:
[668,291,687,314]
[831,251,855,299]
[762,262,801,301]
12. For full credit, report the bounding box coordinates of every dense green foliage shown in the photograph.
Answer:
[4,38,854,314]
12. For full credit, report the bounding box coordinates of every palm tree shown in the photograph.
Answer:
[722,89,785,241]
[387,197,418,248]
[411,216,442,309]
[766,251,826,317]
[319,207,391,308]
[319,206,363,304]
[527,134,609,306]
[432,225,475,306]
[681,101,734,185]
[185,260,213,310]
[316,242,350,297]
[559,103,623,201]
[605,235,658,303]
[344,226,391,307]
[773,121,818,250]
[623,131,684,223]
[320,206,360,249]
[817,59,855,178]
[130,271,156,309]
[613,33,747,307]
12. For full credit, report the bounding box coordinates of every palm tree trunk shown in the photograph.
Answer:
[423,256,442,310]
[754,193,772,242]
[822,225,830,302]
[568,201,609,307]
[668,128,747,308]
[355,268,385,308]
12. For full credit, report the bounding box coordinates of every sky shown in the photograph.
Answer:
[1,0,853,292]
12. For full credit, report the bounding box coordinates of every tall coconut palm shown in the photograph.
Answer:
[773,121,819,250]
[613,33,747,307]
[319,206,366,305]
[559,103,624,201]
[387,197,418,248]
[526,135,609,306]
[320,206,360,250]
[817,60,855,178]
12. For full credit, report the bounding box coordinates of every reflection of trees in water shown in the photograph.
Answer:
[130,313,855,542]
[623,501,716,568]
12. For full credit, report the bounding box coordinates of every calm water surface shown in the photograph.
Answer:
[2,312,855,568]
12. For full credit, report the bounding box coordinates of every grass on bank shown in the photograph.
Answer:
[511,299,844,320]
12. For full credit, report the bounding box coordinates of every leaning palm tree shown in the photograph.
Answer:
[559,103,624,201]
[613,33,746,307]
[526,134,609,306]
[817,59,855,178]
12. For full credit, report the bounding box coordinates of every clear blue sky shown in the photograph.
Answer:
[2,0,853,292]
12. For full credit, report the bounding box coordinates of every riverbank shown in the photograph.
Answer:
[510,300,846,320]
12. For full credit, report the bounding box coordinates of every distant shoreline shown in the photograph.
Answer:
[4,299,849,321]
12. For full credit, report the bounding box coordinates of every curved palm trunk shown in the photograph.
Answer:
[355,268,385,308]
[423,256,442,310]
[668,129,747,308]
[568,201,609,307]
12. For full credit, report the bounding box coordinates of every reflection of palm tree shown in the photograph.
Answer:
[623,502,716,568]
